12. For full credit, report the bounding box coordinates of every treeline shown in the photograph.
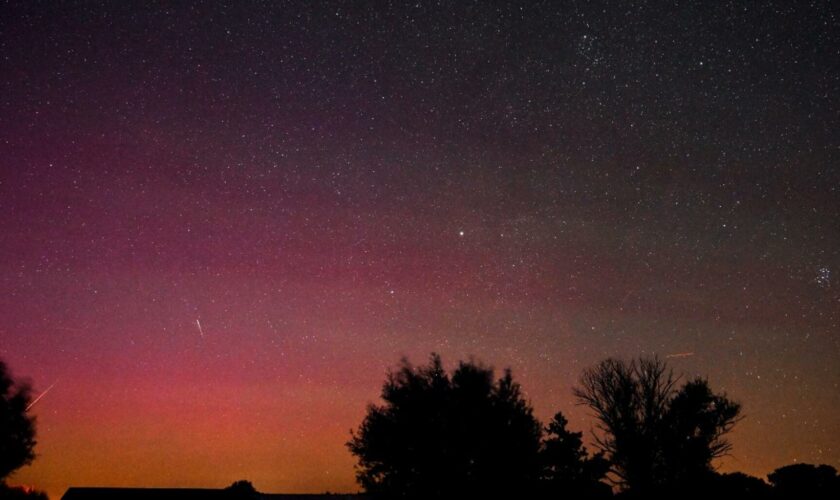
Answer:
[2,356,838,500]
[348,354,839,499]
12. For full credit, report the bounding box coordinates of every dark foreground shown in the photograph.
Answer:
[61,489,361,500]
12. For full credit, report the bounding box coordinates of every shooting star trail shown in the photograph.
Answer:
[665,352,695,359]
[196,319,204,338]
[26,381,57,411]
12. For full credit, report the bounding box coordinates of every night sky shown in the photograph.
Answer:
[1,1,838,498]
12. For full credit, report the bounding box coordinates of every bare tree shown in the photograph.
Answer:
[574,357,739,495]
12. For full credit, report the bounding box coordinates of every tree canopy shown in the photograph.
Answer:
[768,463,840,500]
[541,412,611,499]
[348,354,613,499]
[224,480,260,499]
[0,360,37,482]
[348,354,544,499]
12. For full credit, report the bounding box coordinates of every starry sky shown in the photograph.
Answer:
[1,1,838,498]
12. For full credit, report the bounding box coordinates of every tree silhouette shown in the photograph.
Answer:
[347,354,543,499]
[661,378,741,487]
[0,360,36,482]
[768,463,840,499]
[0,484,48,500]
[706,472,771,499]
[573,357,673,494]
[224,480,260,499]
[574,357,740,496]
[541,412,611,499]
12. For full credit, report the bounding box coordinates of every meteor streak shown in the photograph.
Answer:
[26,381,57,411]
[665,352,695,359]
[196,319,204,338]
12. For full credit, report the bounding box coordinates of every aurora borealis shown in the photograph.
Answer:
[1,2,838,498]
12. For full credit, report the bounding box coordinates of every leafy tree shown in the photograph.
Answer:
[0,360,36,482]
[574,357,740,495]
[541,412,611,499]
[706,472,771,499]
[662,378,741,486]
[768,463,840,499]
[224,480,260,499]
[348,354,543,499]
